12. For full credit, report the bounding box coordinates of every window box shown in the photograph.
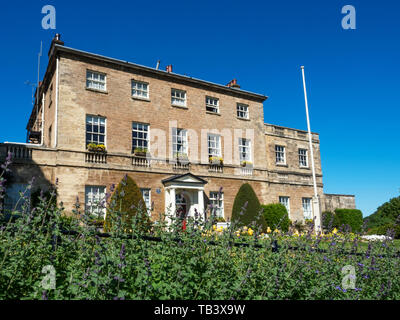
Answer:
[209,156,223,166]
[87,143,107,153]
[174,152,189,164]
[241,160,253,168]
[133,148,150,157]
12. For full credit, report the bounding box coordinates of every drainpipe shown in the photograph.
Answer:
[40,92,45,146]
[54,56,59,148]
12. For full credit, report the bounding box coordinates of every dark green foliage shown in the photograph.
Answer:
[364,196,400,229]
[105,175,151,232]
[367,224,400,239]
[334,208,363,233]
[231,183,267,231]
[261,203,290,232]
[322,211,338,232]
[30,188,58,209]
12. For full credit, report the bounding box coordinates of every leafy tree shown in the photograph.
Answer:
[105,175,151,233]
[231,183,267,231]
[261,203,290,232]
[365,195,400,229]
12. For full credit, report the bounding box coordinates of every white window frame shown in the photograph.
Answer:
[208,134,221,158]
[171,89,187,107]
[275,145,286,165]
[279,196,290,216]
[299,148,308,167]
[239,138,251,162]
[237,103,249,119]
[86,115,106,147]
[206,96,219,113]
[172,128,188,155]
[86,70,106,91]
[140,188,151,215]
[132,122,150,152]
[85,186,106,219]
[132,80,149,99]
[302,198,313,220]
[209,192,224,218]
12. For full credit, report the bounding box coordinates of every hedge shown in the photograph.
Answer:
[261,203,290,232]
[334,208,363,233]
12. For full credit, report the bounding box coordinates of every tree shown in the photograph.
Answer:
[365,196,400,229]
[105,175,151,232]
[231,183,267,232]
[262,203,290,232]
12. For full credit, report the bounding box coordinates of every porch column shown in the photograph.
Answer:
[197,189,204,220]
[169,187,176,217]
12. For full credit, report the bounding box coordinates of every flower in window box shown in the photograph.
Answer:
[133,147,149,157]
[209,156,223,165]
[87,143,107,153]
[240,160,253,168]
[174,152,189,164]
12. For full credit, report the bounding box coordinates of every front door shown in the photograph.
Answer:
[176,193,188,230]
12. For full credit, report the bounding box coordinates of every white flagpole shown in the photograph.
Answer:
[301,66,321,232]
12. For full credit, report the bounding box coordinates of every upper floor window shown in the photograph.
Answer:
[239,138,251,162]
[206,96,219,113]
[237,103,249,119]
[208,134,221,158]
[86,115,106,146]
[140,188,151,215]
[132,122,149,152]
[171,89,186,107]
[132,80,149,99]
[275,145,286,164]
[209,192,224,218]
[302,198,312,220]
[279,196,290,216]
[49,83,53,108]
[85,185,106,218]
[172,128,188,155]
[86,70,106,91]
[299,148,308,167]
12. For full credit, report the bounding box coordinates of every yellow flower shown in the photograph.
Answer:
[267,227,271,233]
[248,229,254,236]
[243,226,248,231]
[213,225,217,230]
[274,229,280,234]
[332,228,338,234]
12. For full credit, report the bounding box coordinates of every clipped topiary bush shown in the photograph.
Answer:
[322,211,337,232]
[105,175,151,233]
[261,203,290,232]
[334,208,363,233]
[231,183,267,232]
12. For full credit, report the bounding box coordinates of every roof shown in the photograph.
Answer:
[53,44,268,102]
[162,173,208,185]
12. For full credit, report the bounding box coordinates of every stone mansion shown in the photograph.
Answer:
[0,35,356,223]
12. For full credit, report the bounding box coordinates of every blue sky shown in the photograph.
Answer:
[0,0,399,217]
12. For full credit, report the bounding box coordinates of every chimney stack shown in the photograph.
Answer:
[226,79,240,89]
[48,33,64,57]
[166,65,173,73]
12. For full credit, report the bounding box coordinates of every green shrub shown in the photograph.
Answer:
[105,175,151,233]
[334,208,363,233]
[261,203,290,232]
[367,224,400,239]
[231,183,267,232]
[30,188,58,209]
[322,211,338,232]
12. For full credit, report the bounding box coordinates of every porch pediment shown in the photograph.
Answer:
[162,173,207,186]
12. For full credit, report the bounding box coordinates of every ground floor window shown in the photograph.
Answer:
[3,183,30,213]
[302,197,312,220]
[140,188,151,214]
[209,191,224,218]
[279,196,290,216]
[85,186,106,218]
